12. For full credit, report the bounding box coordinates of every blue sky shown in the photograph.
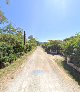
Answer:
[0,0,80,42]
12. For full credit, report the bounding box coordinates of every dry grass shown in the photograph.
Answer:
[0,48,36,79]
[0,48,36,91]
[52,55,65,65]
[52,55,80,85]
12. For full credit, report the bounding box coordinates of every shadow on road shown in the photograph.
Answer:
[62,61,80,85]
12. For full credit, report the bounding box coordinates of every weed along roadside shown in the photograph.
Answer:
[51,55,80,85]
[42,38,80,85]
[0,25,38,80]
[1,47,80,92]
[0,47,36,89]
[0,1,80,92]
[0,23,38,91]
[62,59,80,85]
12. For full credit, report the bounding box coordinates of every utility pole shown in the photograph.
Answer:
[24,31,26,45]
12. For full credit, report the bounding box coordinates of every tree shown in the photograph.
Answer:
[28,35,37,49]
[3,24,16,34]
[0,10,8,24]
[42,40,63,54]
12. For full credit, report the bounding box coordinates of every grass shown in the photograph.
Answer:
[0,48,36,79]
[52,55,65,66]
[62,61,80,85]
[53,55,80,85]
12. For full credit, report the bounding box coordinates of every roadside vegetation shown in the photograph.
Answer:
[0,1,38,78]
[42,34,80,84]
[0,24,38,69]
[0,26,38,78]
[0,0,80,85]
[0,47,36,79]
[42,33,80,68]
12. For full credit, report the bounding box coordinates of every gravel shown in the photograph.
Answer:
[3,47,80,92]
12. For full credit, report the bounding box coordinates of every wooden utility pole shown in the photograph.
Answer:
[24,31,26,45]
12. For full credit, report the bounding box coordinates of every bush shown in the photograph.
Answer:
[0,28,37,69]
[42,40,63,55]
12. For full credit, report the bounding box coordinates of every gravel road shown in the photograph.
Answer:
[4,47,80,92]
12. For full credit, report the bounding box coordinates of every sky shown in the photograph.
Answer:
[0,0,80,42]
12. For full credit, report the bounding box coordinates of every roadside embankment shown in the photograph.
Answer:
[52,55,80,85]
[0,48,36,91]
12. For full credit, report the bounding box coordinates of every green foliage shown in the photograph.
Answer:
[0,1,37,69]
[28,35,37,49]
[63,33,80,67]
[0,25,37,68]
[42,33,80,67]
[0,10,8,24]
[3,24,16,34]
[42,40,63,54]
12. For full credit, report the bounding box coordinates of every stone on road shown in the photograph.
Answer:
[5,47,80,92]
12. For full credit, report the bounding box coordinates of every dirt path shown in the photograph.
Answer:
[2,47,80,92]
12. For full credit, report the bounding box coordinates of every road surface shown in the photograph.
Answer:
[3,47,80,92]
